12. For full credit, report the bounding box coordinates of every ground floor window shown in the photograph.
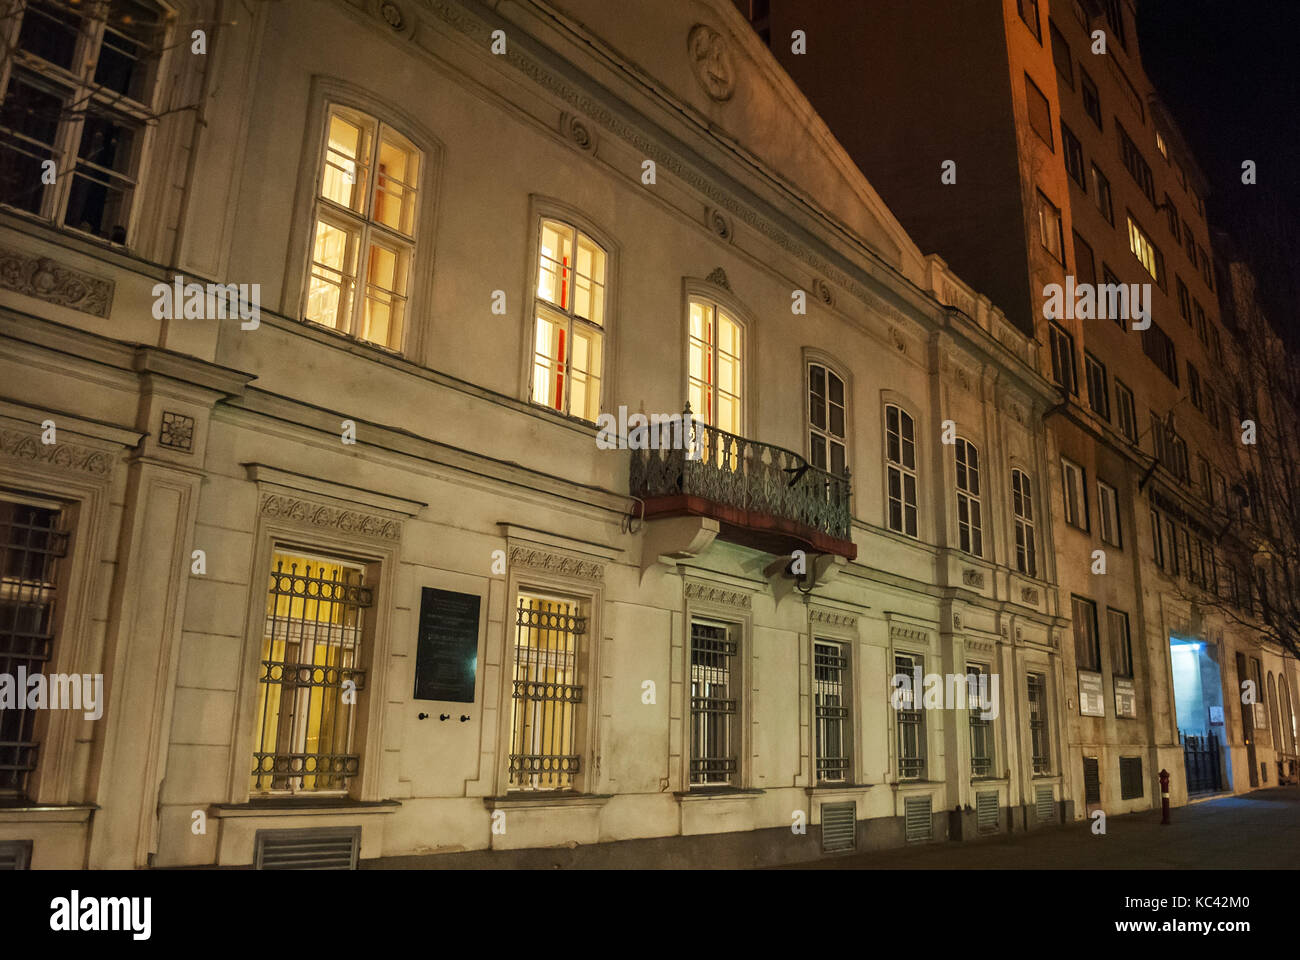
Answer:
[509,593,586,790]
[967,663,994,777]
[690,620,738,786]
[895,652,925,779]
[1028,672,1051,775]
[814,640,850,783]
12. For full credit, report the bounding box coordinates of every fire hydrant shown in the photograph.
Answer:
[1159,768,1170,825]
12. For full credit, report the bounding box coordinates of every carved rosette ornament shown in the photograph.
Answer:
[687,24,736,101]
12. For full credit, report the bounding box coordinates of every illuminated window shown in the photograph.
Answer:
[0,0,168,240]
[252,551,372,795]
[688,298,743,434]
[691,620,738,786]
[885,404,918,537]
[531,219,607,421]
[305,105,421,351]
[1127,213,1163,287]
[509,593,586,790]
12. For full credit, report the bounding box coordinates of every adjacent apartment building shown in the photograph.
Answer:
[752,0,1299,813]
[0,0,1072,868]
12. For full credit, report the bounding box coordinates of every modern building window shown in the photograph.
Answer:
[1072,595,1101,672]
[1193,300,1209,346]
[814,640,850,783]
[1184,220,1197,260]
[1091,164,1113,224]
[967,663,995,777]
[1163,194,1180,241]
[0,0,167,240]
[509,592,587,790]
[1108,608,1133,677]
[1141,322,1179,385]
[895,652,925,779]
[885,404,919,538]
[0,498,68,797]
[690,620,738,786]
[808,363,847,476]
[1080,69,1102,128]
[1150,508,1165,570]
[1127,213,1163,288]
[1049,321,1077,395]
[253,550,372,795]
[1118,123,1156,204]
[1062,122,1085,188]
[1027,673,1051,775]
[688,298,743,434]
[305,105,422,351]
[1115,379,1137,443]
[1073,232,1096,284]
[1085,352,1109,420]
[1012,468,1037,578]
[1017,0,1042,40]
[1050,22,1073,88]
[1200,246,1214,290]
[1176,276,1192,324]
[954,438,983,557]
[532,219,607,420]
[1038,190,1064,260]
[1061,457,1087,530]
[1103,0,1127,48]
[1098,479,1121,547]
[1187,362,1202,411]
[1025,75,1053,148]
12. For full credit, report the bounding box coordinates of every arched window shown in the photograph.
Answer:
[807,362,846,475]
[531,219,607,422]
[687,297,743,434]
[1012,469,1037,577]
[304,104,422,351]
[954,438,982,557]
[884,404,917,537]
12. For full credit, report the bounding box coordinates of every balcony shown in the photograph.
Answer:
[629,413,856,561]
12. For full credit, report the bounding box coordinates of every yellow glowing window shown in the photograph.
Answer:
[304,105,420,351]
[532,219,606,422]
[509,594,586,790]
[251,550,372,795]
[688,298,742,435]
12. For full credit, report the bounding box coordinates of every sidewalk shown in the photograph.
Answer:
[781,787,1300,869]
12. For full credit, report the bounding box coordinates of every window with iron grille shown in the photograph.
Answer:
[1119,756,1143,799]
[814,640,849,784]
[304,104,423,351]
[967,664,994,777]
[1011,468,1037,578]
[807,363,847,477]
[251,551,371,795]
[1072,595,1101,672]
[895,652,925,780]
[885,404,918,538]
[0,0,167,241]
[1027,673,1050,775]
[954,438,982,557]
[0,499,68,798]
[533,220,607,422]
[690,620,737,786]
[509,594,586,790]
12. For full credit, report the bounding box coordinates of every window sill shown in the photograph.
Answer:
[970,775,1008,784]
[805,783,874,798]
[483,792,612,810]
[673,787,764,801]
[211,798,401,818]
[0,801,98,823]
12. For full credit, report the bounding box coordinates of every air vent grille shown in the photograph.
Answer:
[904,796,933,842]
[820,801,856,853]
[255,828,360,870]
[976,791,999,833]
[1035,785,1055,823]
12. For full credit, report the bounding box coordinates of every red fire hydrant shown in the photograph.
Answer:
[1159,769,1170,825]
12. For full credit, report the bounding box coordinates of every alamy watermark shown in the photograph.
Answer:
[595,405,704,458]
[0,669,103,721]
[151,274,260,330]
[891,667,1000,720]
[1043,276,1151,330]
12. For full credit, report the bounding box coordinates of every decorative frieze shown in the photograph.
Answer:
[962,568,985,589]
[0,428,113,476]
[260,493,402,541]
[809,606,857,630]
[0,247,113,317]
[684,579,751,609]
[509,544,604,581]
[890,625,929,645]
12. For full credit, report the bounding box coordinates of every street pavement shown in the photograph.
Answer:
[780,787,1300,868]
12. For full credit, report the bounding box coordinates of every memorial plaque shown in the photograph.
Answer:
[1114,676,1137,718]
[1078,670,1105,717]
[413,588,481,703]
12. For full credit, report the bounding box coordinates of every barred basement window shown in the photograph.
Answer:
[1027,672,1051,775]
[814,640,850,783]
[252,552,371,794]
[0,499,69,797]
[0,0,167,241]
[509,594,586,790]
[967,664,994,777]
[1011,468,1037,577]
[896,652,925,780]
[691,621,737,786]
[954,438,982,557]
[885,404,918,537]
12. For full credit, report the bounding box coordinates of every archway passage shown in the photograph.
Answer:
[1170,637,1230,795]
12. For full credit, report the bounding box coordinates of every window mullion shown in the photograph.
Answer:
[352,222,372,338]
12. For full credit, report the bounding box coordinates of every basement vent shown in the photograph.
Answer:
[820,801,856,853]
[0,840,32,870]
[1035,785,1055,823]
[254,827,360,870]
[975,791,999,833]
[1083,756,1101,804]
[904,796,933,842]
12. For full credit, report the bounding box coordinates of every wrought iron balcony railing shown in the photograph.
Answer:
[629,408,853,550]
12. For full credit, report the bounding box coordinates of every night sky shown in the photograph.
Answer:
[1138,0,1300,342]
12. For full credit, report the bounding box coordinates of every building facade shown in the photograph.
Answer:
[754,0,1298,815]
[0,0,1075,869]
